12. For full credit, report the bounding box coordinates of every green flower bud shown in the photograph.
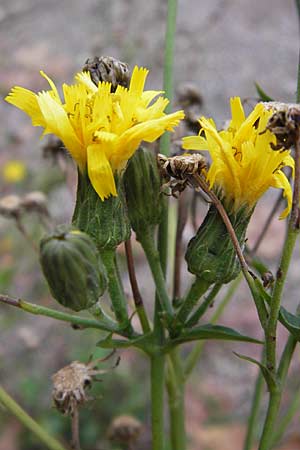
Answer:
[123,147,163,235]
[40,226,107,311]
[72,171,131,250]
[185,205,252,285]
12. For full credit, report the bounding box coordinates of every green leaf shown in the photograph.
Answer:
[167,324,262,348]
[254,82,274,102]
[279,307,300,340]
[234,352,277,392]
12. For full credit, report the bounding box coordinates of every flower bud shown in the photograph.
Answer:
[185,205,251,284]
[72,171,131,250]
[40,226,107,311]
[123,147,163,236]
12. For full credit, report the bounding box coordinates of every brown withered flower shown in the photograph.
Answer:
[83,55,131,91]
[52,353,119,416]
[107,415,143,448]
[157,153,207,197]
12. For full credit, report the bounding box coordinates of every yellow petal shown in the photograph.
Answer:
[182,135,209,151]
[5,87,45,127]
[87,145,117,200]
[271,170,293,219]
[229,97,245,129]
[75,71,98,92]
[129,66,149,96]
[37,92,84,168]
[40,71,61,102]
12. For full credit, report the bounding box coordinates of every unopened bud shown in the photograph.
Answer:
[72,171,131,250]
[40,226,107,311]
[123,147,163,236]
[186,205,251,285]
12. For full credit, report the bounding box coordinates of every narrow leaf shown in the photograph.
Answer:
[279,307,300,340]
[234,352,277,391]
[169,324,262,346]
[254,82,274,102]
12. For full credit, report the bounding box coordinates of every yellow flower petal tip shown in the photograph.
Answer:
[6,66,184,200]
[2,160,27,183]
[182,97,294,218]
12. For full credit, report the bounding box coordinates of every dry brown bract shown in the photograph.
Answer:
[261,102,300,150]
[157,153,207,197]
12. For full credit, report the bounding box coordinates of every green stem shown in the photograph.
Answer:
[138,229,173,318]
[186,282,222,327]
[159,0,178,156]
[166,350,186,450]
[270,387,300,446]
[265,228,298,374]
[101,249,131,331]
[184,274,242,379]
[258,225,299,450]
[0,294,121,334]
[243,357,265,450]
[0,386,66,450]
[258,391,281,450]
[151,353,166,450]
[175,277,210,326]
[277,334,297,382]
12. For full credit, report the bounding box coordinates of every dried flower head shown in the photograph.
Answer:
[261,102,300,151]
[176,83,203,133]
[52,354,119,416]
[107,415,143,446]
[20,191,49,216]
[83,56,131,91]
[157,153,207,197]
[0,195,22,219]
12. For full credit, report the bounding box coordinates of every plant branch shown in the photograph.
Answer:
[0,294,126,335]
[186,282,222,327]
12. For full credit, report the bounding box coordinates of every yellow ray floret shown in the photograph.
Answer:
[5,66,184,200]
[182,97,294,219]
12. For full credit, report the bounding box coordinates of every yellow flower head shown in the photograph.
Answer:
[2,160,27,183]
[183,97,294,219]
[5,67,184,200]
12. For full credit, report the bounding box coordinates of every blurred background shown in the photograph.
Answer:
[0,0,300,449]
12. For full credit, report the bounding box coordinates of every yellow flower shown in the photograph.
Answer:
[2,160,27,183]
[5,67,184,200]
[183,97,294,219]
